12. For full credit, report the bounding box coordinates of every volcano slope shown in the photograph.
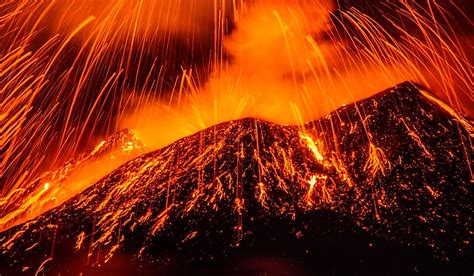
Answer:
[0,129,146,232]
[1,82,473,274]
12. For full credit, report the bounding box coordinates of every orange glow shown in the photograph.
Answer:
[364,142,391,178]
[257,182,268,207]
[300,133,325,162]
[0,1,472,265]
[123,0,472,151]
[0,130,145,231]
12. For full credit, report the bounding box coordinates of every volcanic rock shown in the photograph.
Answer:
[0,82,472,275]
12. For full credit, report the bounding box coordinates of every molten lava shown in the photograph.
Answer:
[0,129,146,231]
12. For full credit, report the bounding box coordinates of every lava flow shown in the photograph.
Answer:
[1,0,473,275]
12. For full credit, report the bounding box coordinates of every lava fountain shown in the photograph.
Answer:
[0,0,472,274]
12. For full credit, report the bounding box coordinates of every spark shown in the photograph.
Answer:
[306,175,318,206]
[256,182,268,207]
[306,174,330,206]
[300,133,325,162]
[425,185,440,199]
[35,257,53,276]
[75,231,86,251]
[364,142,391,178]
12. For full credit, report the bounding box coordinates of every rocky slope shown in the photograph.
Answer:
[1,82,472,274]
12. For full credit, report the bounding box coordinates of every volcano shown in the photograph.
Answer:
[1,82,472,275]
